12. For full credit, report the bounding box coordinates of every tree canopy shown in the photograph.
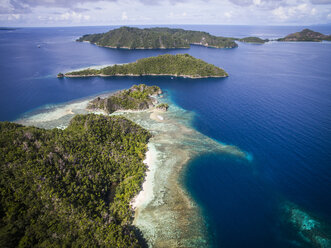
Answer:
[77,26,238,49]
[66,54,228,78]
[0,114,151,247]
[88,84,162,113]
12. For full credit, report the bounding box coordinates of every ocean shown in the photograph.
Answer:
[0,25,330,247]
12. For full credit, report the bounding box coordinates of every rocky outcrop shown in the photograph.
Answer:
[156,103,169,111]
[88,84,162,114]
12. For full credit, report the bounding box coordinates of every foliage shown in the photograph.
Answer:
[88,84,161,113]
[238,37,267,44]
[156,103,169,111]
[77,26,238,49]
[66,54,228,78]
[0,114,152,247]
[324,35,331,41]
[278,29,331,42]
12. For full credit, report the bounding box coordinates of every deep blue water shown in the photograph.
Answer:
[1,25,330,247]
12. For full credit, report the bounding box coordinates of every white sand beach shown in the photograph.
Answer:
[131,143,158,209]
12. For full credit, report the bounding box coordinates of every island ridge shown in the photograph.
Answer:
[77,26,238,49]
[63,54,228,78]
[278,28,331,42]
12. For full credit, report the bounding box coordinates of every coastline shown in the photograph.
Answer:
[104,45,190,49]
[84,40,233,49]
[82,40,190,49]
[5,25,331,248]
[64,73,227,79]
[131,142,158,210]
[15,94,249,247]
[114,104,249,247]
[102,44,233,49]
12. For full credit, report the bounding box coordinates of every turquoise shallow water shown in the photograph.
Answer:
[1,25,331,247]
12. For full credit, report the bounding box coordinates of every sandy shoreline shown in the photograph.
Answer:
[81,40,234,49]
[64,73,227,79]
[131,143,158,210]
[117,105,249,247]
[15,95,249,247]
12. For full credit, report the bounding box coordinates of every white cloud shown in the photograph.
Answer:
[0,0,15,14]
[12,14,20,19]
[121,11,128,20]
[224,11,233,18]
[311,7,317,14]
[6,13,20,20]
[272,2,322,22]
[0,0,330,26]
[56,11,90,23]
[253,0,261,6]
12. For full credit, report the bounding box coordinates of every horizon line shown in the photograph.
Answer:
[2,23,331,28]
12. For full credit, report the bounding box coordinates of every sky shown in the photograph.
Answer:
[0,0,331,27]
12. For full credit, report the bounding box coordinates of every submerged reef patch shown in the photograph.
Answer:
[114,100,250,247]
[282,202,331,248]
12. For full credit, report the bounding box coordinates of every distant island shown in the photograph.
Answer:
[238,37,268,44]
[278,29,331,42]
[0,113,152,247]
[88,84,163,114]
[63,54,228,78]
[77,26,238,49]
[0,27,16,30]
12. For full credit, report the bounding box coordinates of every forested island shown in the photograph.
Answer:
[278,29,331,42]
[238,37,268,44]
[77,26,238,49]
[0,113,152,247]
[64,54,228,78]
[88,84,162,113]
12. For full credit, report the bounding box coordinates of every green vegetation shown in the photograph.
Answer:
[57,72,64,78]
[65,54,228,78]
[156,103,169,111]
[238,37,267,44]
[278,29,331,42]
[77,26,238,49]
[0,114,152,247]
[88,84,161,113]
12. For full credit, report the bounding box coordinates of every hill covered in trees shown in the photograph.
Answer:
[238,37,268,44]
[278,29,331,42]
[77,26,238,49]
[64,54,228,78]
[0,114,151,247]
[88,84,162,113]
